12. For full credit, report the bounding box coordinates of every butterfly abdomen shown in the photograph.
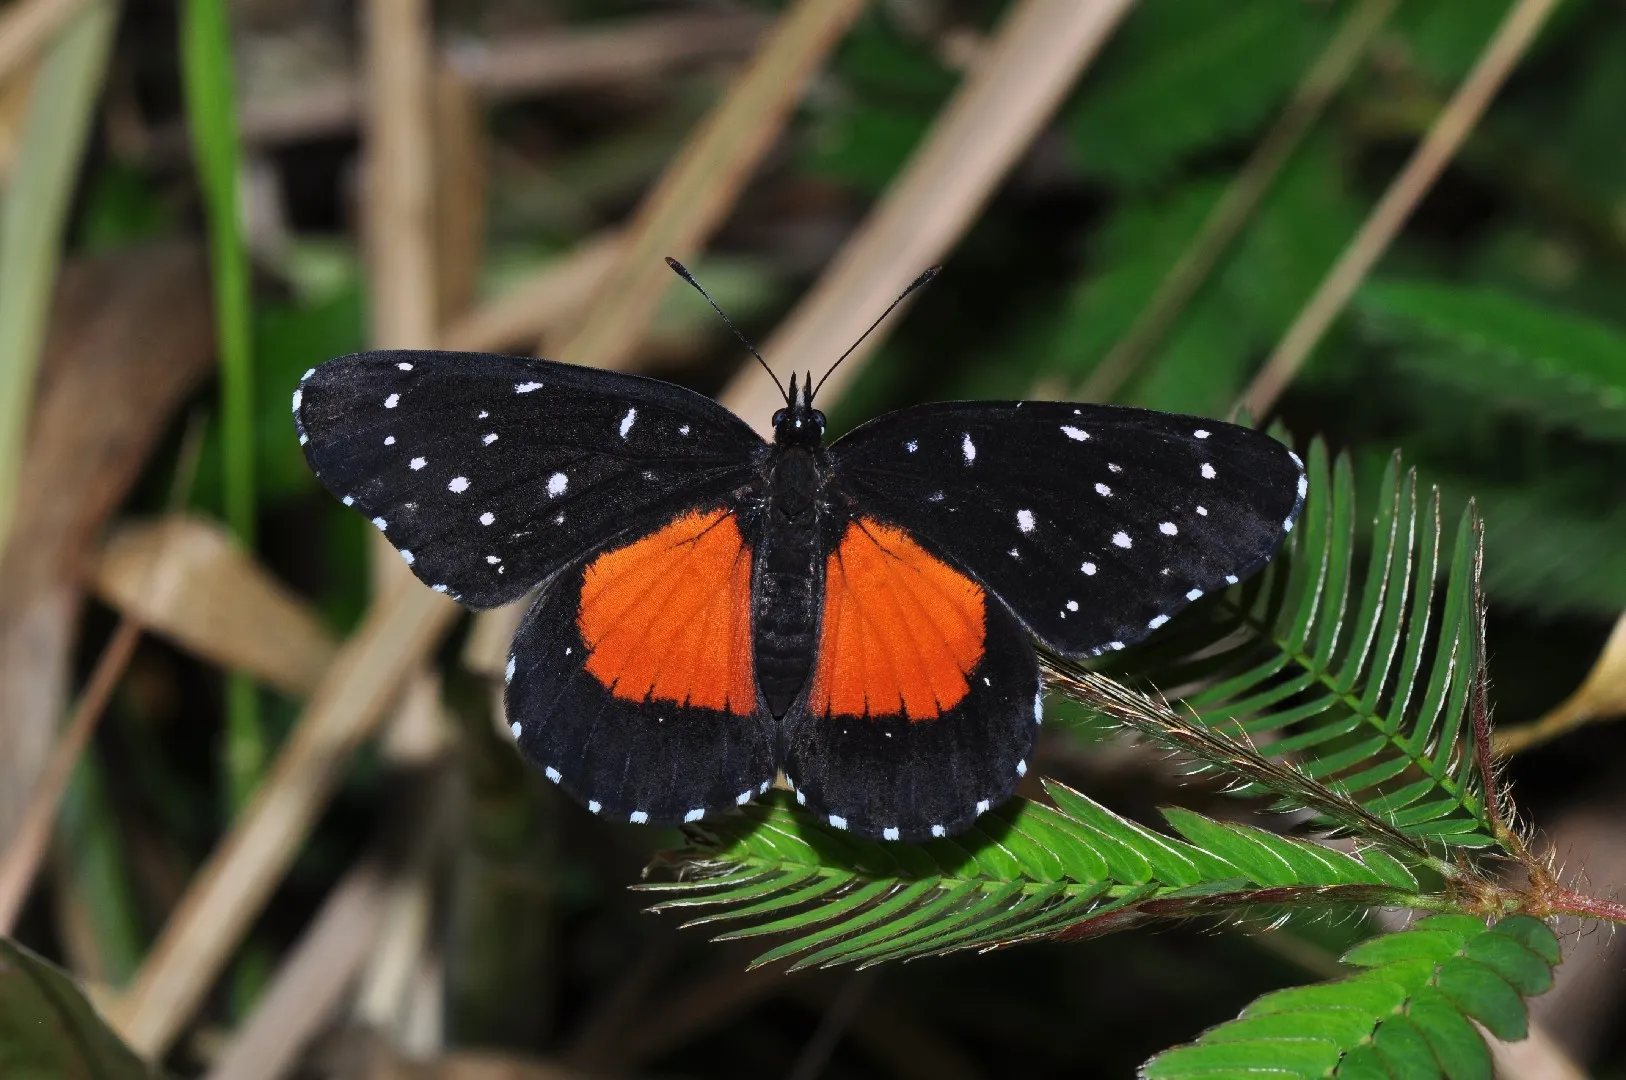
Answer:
[751,448,830,719]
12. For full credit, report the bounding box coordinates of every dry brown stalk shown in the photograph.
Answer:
[1075,0,1396,403]
[550,0,864,372]
[105,583,461,1057]
[233,13,764,146]
[1236,0,1564,420]
[0,0,86,86]
[721,0,1136,435]
[362,0,438,353]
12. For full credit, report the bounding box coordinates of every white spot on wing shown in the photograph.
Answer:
[1066,600,1079,611]
[587,800,601,814]
[410,457,426,470]
[545,766,561,783]
[883,827,900,841]
[301,368,314,381]
[1289,451,1304,468]
[1201,462,1216,479]
[483,433,498,445]
[1095,482,1112,497]
[399,548,413,564]
[1034,692,1044,723]
[448,476,470,493]
[291,388,302,412]
[1226,574,1239,585]
[1061,425,1089,441]
[384,435,395,445]
[1112,531,1132,549]
[679,424,689,435]
[736,790,751,806]
[796,790,807,805]
[1159,522,1177,535]
[629,810,649,824]
[1017,509,1035,533]
[1194,428,1210,439]
[619,407,637,439]
[1016,760,1027,777]
[384,393,399,408]
[509,721,521,739]
[1186,588,1204,601]
[1298,474,1308,499]
[342,496,354,506]
[828,815,848,830]
[1081,562,1097,575]
[684,808,705,822]
[547,472,568,497]
[1108,463,1122,473]
[505,657,514,683]
[372,517,388,531]
[931,824,946,838]
[515,382,542,393]
[961,433,976,463]
[432,584,448,593]
[1148,614,1170,629]
[1107,641,1125,651]
[975,799,990,816]
[398,362,413,371]
[486,555,499,565]
[905,440,918,453]
[1196,505,1207,516]
[480,511,495,526]
[1284,517,1295,532]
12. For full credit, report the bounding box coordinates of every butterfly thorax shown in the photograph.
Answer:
[751,407,834,719]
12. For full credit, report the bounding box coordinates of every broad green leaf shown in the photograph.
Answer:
[0,938,158,1080]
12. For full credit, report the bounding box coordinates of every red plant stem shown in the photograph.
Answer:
[1544,887,1626,925]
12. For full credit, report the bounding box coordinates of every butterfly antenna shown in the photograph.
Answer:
[666,257,789,406]
[811,266,940,402]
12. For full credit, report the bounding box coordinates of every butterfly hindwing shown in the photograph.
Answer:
[507,504,777,824]
[781,517,1040,842]
[829,402,1305,658]
[294,350,767,607]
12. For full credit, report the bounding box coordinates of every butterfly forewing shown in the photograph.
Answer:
[294,350,767,607]
[829,402,1305,658]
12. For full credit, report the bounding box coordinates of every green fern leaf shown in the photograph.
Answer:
[1068,440,1497,850]
[1357,279,1626,442]
[648,787,1423,969]
[1143,915,1561,1079]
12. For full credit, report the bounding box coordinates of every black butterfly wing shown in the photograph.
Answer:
[505,503,777,826]
[293,350,767,607]
[828,401,1305,658]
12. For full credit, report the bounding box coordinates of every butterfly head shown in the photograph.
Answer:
[773,371,825,448]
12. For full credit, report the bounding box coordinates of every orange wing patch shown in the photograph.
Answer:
[810,518,986,720]
[577,508,757,714]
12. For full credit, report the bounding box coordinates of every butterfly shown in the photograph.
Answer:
[293,264,1305,842]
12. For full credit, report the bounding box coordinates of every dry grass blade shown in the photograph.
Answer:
[105,584,461,1057]
[1237,0,1564,419]
[0,618,139,935]
[93,516,339,698]
[551,0,863,371]
[722,0,1135,434]
[0,0,86,85]
[437,233,622,354]
[1075,0,1396,402]
[1495,610,1626,756]
[0,0,115,564]
[203,863,390,1080]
